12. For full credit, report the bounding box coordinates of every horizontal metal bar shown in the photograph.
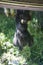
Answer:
[0,1,43,11]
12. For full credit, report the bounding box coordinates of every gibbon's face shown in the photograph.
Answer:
[16,10,31,24]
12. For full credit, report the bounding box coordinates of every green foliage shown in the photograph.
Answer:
[27,12,43,65]
[0,13,15,39]
[0,11,43,65]
[21,45,31,60]
[0,32,26,65]
[0,13,27,65]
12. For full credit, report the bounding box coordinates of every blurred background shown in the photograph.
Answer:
[0,7,43,65]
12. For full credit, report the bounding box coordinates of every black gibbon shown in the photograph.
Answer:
[13,10,33,50]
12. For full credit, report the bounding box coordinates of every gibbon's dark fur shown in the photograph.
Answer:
[13,10,33,50]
